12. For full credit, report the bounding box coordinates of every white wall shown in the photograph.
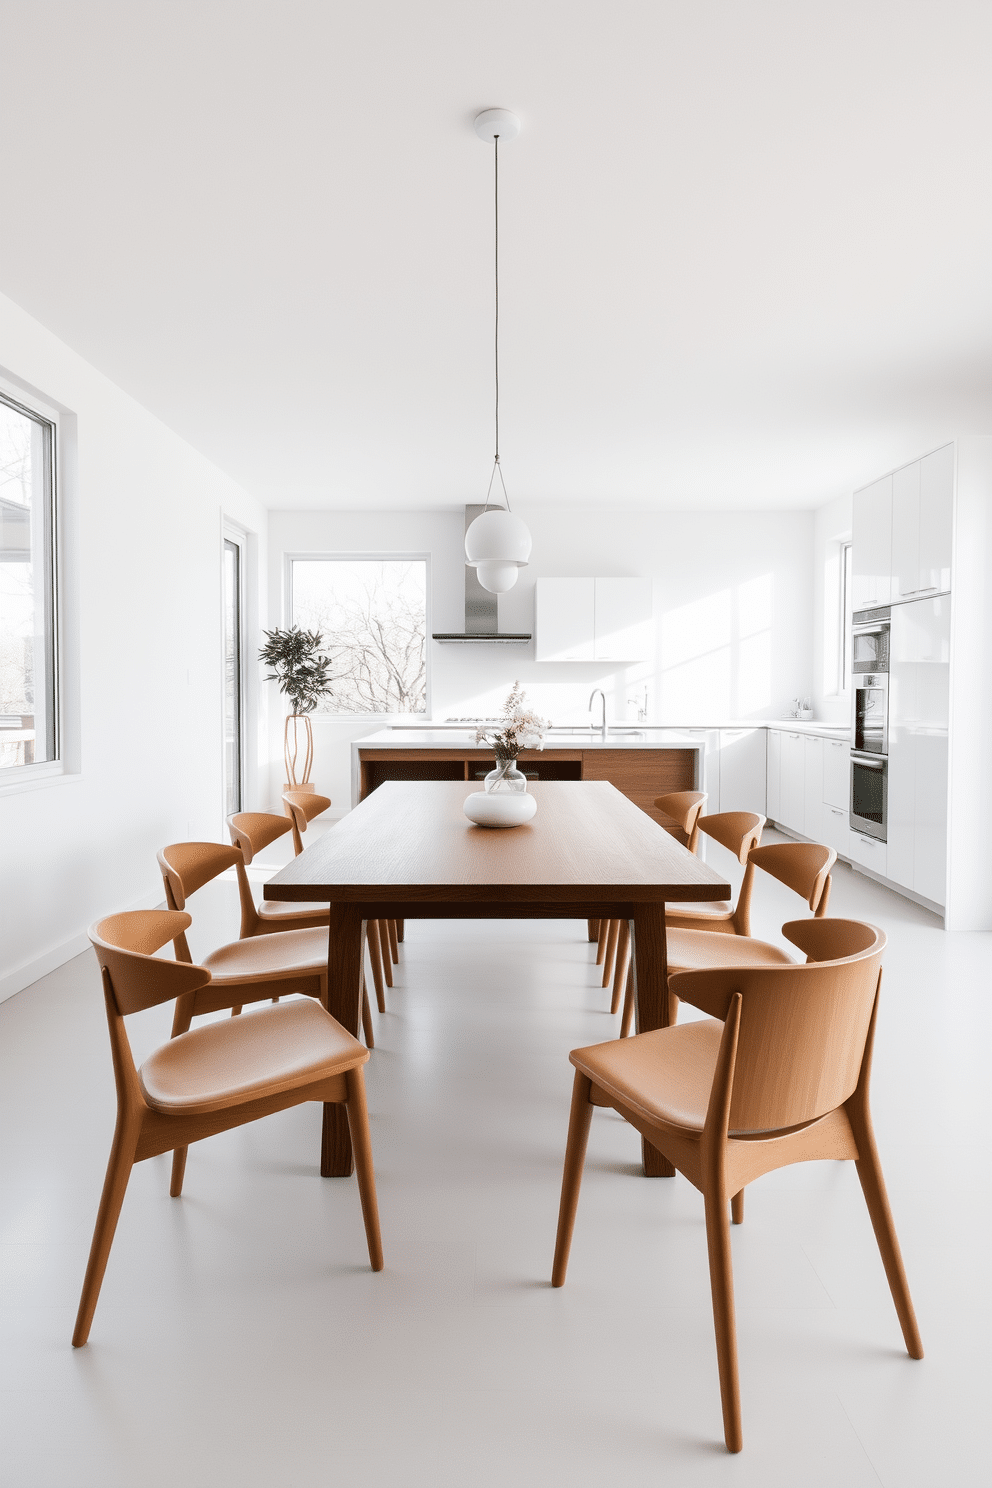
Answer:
[268,505,814,809]
[0,291,267,1001]
[812,490,854,726]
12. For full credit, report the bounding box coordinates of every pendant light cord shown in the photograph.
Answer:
[484,132,511,513]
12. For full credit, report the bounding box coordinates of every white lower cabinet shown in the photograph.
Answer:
[766,729,781,820]
[849,832,887,877]
[803,736,823,842]
[822,803,851,858]
[822,739,850,811]
[718,728,766,815]
[779,732,806,834]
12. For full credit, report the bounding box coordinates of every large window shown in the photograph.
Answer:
[291,557,428,715]
[0,388,58,773]
[223,536,244,813]
[839,540,853,692]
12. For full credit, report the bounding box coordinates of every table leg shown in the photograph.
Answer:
[321,905,366,1177]
[630,904,675,1178]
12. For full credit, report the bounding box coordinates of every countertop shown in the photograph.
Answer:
[354,721,851,749]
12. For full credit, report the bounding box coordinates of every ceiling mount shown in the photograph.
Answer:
[474,108,520,143]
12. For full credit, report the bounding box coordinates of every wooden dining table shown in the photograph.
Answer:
[264,779,731,1179]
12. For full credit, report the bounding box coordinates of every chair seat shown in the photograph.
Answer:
[201,926,328,984]
[572,1021,723,1133]
[666,900,734,927]
[256,898,330,923]
[667,928,795,975]
[139,999,366,1114]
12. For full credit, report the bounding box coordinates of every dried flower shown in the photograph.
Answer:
[476,682,551,760]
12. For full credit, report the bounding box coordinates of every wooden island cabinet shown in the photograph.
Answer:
[355,738,697,836]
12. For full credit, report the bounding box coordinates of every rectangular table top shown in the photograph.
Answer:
[265,780,731,908]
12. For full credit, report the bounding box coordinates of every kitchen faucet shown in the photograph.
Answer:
[588,688,607,736]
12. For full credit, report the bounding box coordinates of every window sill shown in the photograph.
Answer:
[0,765,81,798]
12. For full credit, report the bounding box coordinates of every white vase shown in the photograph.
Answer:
[463,790,538,828]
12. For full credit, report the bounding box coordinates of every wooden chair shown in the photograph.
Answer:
[283,790,398,1012]
[552,917,923,1453]
[227,811,331,935]
[157,841,375,1047]
[598,791,710,1013]
[664,810,766,936]
[621,841,837,1037]
[73,909,383,1347]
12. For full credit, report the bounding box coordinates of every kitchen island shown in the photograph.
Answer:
[353,729,708,834]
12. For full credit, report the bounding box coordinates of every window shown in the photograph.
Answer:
[0,387,58,773]
[839,540,853,692]
[290,557,428,715]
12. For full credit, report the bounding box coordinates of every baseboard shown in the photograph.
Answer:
[0,886,165,1006]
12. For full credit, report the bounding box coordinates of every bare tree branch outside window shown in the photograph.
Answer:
[292,559,427,715]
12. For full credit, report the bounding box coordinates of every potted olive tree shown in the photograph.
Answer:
[258,625,334,793]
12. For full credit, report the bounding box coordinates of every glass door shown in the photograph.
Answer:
[223,537,243,815]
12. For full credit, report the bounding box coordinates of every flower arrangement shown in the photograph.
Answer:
[476,681,551,763]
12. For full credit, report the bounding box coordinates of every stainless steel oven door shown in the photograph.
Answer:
[854,674,888,754]
[850,752,887,841]
[852,621,890,675]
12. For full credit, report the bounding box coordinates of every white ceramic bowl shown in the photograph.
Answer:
[462,791,538,828]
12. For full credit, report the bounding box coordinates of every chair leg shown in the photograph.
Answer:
[170,1146,188,1197]
[361,981,375,1050]
[852,1126,924,1358]
[601,919,620,989]
[620,960,635,1038]
[367,921,386,1013]
[386,919,399,964]
[396,919,405,942]
[72,1116,142,1347]
[703,1183,743,1453]
[378,921,394,988]
[344,1067,384,1271]
[731,1188,744,1225]
[595,921,608,964]
[610,920,630,1015]
[552,1072,595,1287]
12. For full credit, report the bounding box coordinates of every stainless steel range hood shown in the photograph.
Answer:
[431,505,532,644]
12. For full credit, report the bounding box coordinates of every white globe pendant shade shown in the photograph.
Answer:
[465,508,532,594]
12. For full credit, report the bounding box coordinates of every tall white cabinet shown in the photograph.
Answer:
[887,596,950,905]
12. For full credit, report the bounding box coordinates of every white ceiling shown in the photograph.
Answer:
[3,0,992,512]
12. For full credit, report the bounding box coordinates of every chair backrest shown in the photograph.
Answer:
[282,791,332,856]
[228,811,292,864]
[670,919,886,1133]
[157,842,242,910]
[697,811,765,863]
[746,841,836,915]
[654,791,708,854]
[89,911,212,1015]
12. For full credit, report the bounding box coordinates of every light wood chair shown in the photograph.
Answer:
[283,790,398,1010]
[552,917,923,1453]
[599,791,710,1013]
[621,840,837,1037]
[664,811,766,936]
[228,811,331,935]
[73,909,383,1347]
[157,841,375,1047]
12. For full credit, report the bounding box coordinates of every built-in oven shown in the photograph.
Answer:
[852,608,890,676]
[854,672,888,755]
[850,752,887,841]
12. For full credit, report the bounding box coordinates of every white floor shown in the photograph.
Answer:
[2,836,990,1486]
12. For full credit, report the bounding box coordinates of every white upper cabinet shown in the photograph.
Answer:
[918,443,954,595]
[890,461,921,603]
[535,578,653,662]
[852,475,892,609]
[593,578,653,661]
[891,445,953,602]
[534,579,595,661]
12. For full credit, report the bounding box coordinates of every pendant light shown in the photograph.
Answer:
[464,107,532,595]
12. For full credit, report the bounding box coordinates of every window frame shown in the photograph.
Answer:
[839,539,853,694]
[222,531,246,816]
[0,374,62,789]
[284,551,432,720]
